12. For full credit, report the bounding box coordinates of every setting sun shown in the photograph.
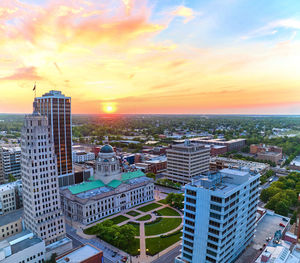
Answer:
[102,103,117,113]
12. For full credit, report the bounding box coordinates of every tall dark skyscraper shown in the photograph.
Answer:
[35,90,74,186]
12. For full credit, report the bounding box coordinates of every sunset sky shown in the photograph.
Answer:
[1,0,300,114]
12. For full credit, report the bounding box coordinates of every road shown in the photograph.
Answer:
[65,223,124,263]
[151,245,181,263]
[261,175,279,190]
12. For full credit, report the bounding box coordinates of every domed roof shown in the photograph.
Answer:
[100,144,114,153]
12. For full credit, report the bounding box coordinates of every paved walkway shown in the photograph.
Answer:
[74,197,183,263]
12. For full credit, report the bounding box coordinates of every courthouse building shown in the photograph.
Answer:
[60,144,154,225]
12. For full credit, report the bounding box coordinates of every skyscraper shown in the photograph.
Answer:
[165,140,210,184]
[175,168,260,263]
[21,104,70,252]
[35,90,74,187]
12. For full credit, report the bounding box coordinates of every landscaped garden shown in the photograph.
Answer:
[126,210,141,217]
[145,217,182,236]
[137,202,162,212]
[110,215,129,224]
[146,229,182,256]
[137,214,152,221]
[156,207,180,216]
[127,221,140,236]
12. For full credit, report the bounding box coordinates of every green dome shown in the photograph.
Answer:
[100,144,114,153]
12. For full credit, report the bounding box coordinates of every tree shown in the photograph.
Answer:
[146,173,156,180]
[8,174,16,182]
[45,253,57,263]
[166,193,184,209]
[275,201,289,216]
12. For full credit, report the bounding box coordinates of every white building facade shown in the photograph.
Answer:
[0,180,22,215]
[60,144,154,225]
[72,151,95,163]
[0,146,21,181]
[176,168,260,263]
[21,109,70,253]
[165,140,210,184]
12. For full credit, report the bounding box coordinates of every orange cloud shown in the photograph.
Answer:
[172,6,196,23]
[0,67,42,81]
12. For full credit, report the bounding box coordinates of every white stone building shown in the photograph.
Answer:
[60,144,154,225]
[0,180,22,215]
[0,145,21,181]
[165,140,210,184]
[0,230,45,263]
[21,107,72,257]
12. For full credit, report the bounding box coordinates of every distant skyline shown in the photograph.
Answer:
[1,0,300,114]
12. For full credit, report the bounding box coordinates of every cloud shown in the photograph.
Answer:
[242,18,300,40]
[0,67,42,81]
[172,6,197,23]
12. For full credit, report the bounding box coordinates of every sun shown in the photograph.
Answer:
[102,103,117,113]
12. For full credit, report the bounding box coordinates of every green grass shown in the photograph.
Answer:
[157,198,168,204]
[126,210,141,217]
[110,215,129,224]
[125,238,140,256]
[156,207,180,216]
[146,230,182,256]
[137,202,162,212]
[83,225,97,235]
[137,214,152,221]
[145,217,182,236]
[127,222,140,236]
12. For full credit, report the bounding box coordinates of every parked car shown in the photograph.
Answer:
[122,256,128,262]
[112,251,117,257]
[283,218,288,222]
[279,223,285,227]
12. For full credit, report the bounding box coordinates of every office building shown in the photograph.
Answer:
[0,208,23,241]
[0,145,21,181]
[165,140,210,184]
[60,143,154,225]
[21,107,72,256]
[0,180,23,215]
[72,150,95,163]
[56,244,103,263]
[0,230,45,263]
[35,90,74,186]
[176,168,260,263]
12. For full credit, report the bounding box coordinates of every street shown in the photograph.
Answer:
[151,245,181,263]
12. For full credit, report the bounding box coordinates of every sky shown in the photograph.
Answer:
[1,0,300,114]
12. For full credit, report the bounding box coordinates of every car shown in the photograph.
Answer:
[279,223,285,227]
[112,251,117,257]
[263,243,267,247]
[266,237,270,241]
[283,218,288,222]
[122,256,128,262]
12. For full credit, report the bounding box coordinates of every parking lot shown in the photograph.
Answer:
[236,212,289,263]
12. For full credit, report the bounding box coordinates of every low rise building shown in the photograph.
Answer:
[188,138,246,152]
[250,144,283,164]
[0,230,45,263]
[0,180,23,215]
[72,150,95,163]
[210,157,270,174]
[290,156,300,171]
[56,244,103,263]
[0,209,23,240]
[74,163,94,184]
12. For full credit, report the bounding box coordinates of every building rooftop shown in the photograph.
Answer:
[190,168,260,194]
[56,244,102,263]
[121,170,145,181]
[107,180,122,188]
[0,208,23,226]
[0,180,22,192]
[291,156,300,167]
[39,90,69,98]
[1,146,21,153]
[68,180,105,194]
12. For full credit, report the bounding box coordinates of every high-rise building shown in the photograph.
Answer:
[175,168,260,263]
[0,145,21,181]
[165,140,210,184]
[21,106,71,254]
[35,90,73,187]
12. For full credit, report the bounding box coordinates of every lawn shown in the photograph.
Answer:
[137,202,162,212]
[110,215,129,224]
[126,210,141,217]
[83,225,97,235]
[157,198,168,205]
[145,217,182,236]
[125,238,140,256]
[127,222,140,236]
[156,207,180,216]
[146,230,182,256]
[137,214,152,221]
